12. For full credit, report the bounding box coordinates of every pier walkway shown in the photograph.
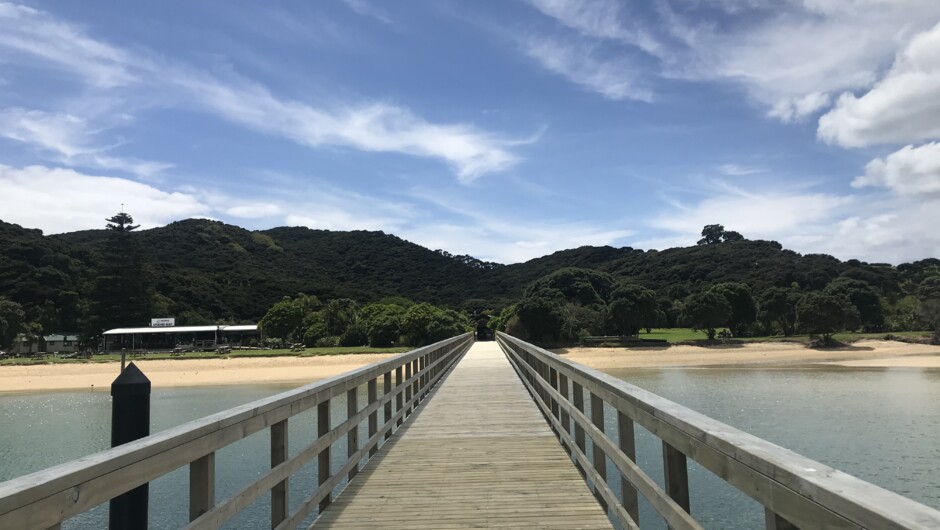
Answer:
[312,341,612,528]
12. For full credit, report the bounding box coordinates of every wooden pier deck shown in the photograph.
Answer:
[312,341,612,529]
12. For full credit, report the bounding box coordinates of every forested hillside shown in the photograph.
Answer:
[1,216,938,347]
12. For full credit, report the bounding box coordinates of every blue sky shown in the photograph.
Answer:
[1,1,939,264]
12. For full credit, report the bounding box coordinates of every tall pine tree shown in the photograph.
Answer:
[87,213,153,336]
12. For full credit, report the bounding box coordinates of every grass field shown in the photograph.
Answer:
[637,328,934,344]
[0,346,409,366]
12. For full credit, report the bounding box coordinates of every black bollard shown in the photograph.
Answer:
[109,362,151,530]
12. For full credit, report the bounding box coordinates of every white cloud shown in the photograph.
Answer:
[663,0,940,122]
[635,178,940,263]
[225,203,283,219]
[768,92,830,123]
[341,0,394,25]
[0,2,136,88]
[717,163,764,176]
[0,164,209,233]
[818,22,940,147]
[525,0,663,57]
[520,35,653,102]
[0,2,525,182]
[0,107,172,178]
[853,143,940,196]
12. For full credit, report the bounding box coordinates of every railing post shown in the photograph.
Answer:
[618,411,639,525]
[318,399,331,512]
[395,366,404,427]
[558,372,571,455]
[368,379,378,457]
[347,387,359,481]
[572,381,586,476]
[411,358,419,405]
[590,392,608,512]
[271,419,288,529]
[549,367,559,422]
[404,361,413,416]
[384,371,393,438]
[765,508,800,530]
[189,452,215,521]
[663,441,690,522]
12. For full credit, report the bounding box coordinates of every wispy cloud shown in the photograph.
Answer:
[0,2,526,182]
[524,0,663,57]
[0,107,172,178]
[341,0,394,25]
[717,163,765,177]
[520,34,652,101]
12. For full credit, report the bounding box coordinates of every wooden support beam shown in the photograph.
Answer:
[590,392,608,512]
[663,441,691,526]
[765,508,800,530]
[572,381,586,477]
[618,411,639,525]
[189,452,215,522]
[367,379,378,457]
[317,400,331,512]
[347,388,359,481]
[270,420,288,529]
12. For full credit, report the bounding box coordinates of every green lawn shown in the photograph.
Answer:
[0,346,410,366]
[636,328,933,345]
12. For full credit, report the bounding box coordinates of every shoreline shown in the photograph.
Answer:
[0,353,397,394]
[557,339,940,371]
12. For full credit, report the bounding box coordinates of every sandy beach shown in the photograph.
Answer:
[557,340,940,370]
[0,354,397,393]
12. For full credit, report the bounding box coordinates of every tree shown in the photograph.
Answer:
[696,224,746,245]
[697,224,726,246]
[322,298,358,336]
[23,322,42,354]
[796,293,861,343]
[825,278,884,331]
[0,297,26,350]
[607,284,658,336]
[359,303,405,347]
[711,283,756,337]
[758,287,801,336]
[682,292,732,340]
[87,212,153,335]
[515,286,565,342]
[258,296,305,341]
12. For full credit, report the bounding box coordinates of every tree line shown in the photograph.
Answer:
[257,294,472,348]
[2,216,940,350]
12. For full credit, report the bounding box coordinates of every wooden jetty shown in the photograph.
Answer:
[312,341,611,528]
[1,331,940,529]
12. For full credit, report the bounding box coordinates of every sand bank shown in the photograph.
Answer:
[557,340,940,370]
[0,354,397,393]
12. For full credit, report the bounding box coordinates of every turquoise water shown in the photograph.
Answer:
[1,368,938,529]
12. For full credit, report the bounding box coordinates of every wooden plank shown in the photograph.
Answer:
[367,379,378,458]
[663,441,691,527]
[591,392,608,512]
[346,388,359,481]
[765,508,800,530]
[313,342,611,529]
[618,411,640,525]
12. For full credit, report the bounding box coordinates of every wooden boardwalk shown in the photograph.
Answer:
[312,341,612,529]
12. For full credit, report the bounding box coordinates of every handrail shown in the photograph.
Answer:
[0,333,473,529]
[497,332,940,530]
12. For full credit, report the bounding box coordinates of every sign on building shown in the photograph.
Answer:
[151,318,176,327]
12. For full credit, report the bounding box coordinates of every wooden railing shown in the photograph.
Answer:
[497,332,940,530]
[0,333,473,530]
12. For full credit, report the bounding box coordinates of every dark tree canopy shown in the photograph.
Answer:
[682,292,732,340]
[758,286,801,336]
[824,277,884,331]
[710,282,756,337]
[607,284,658,336]
[796,293,861,341]
[0,297,26,349]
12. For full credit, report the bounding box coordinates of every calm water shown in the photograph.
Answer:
[597,366,940,529]
[1,368,938,529]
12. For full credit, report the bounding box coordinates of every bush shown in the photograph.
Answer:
[314,336,341,348]
[339,322,368,347]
